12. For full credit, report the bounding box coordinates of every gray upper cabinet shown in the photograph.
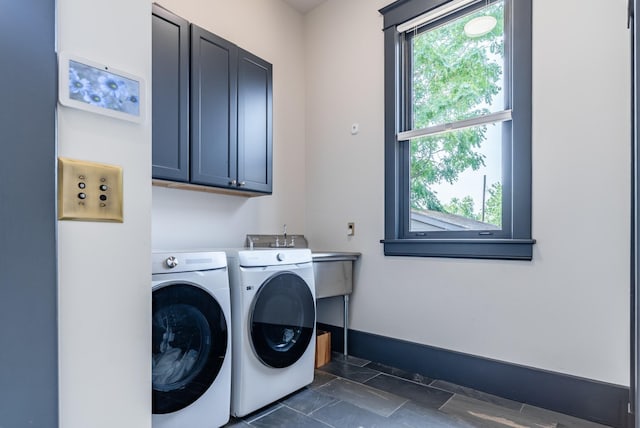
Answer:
[152,4,189,182]
[237,49,273,194]
[190,25,238,188]
[152,5,273,195]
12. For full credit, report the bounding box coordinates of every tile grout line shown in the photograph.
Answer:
[361,371,382,384]
[333,354,371,368]
[306,399,342,428]
[386,397,411,418]
[370,370,458,396]
[324,365,457,416]
[317,373,415,419]
[244,404,283,424]
[438,392,457,411]
[362,363,439,389]
[318,367,379,385]
[280,402,335,428]
[427,378,526,412]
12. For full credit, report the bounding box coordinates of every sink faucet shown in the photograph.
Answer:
[283,224,287,247]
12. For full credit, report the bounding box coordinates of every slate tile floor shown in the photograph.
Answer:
[224,353,612,428]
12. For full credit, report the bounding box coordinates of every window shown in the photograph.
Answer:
[380,0,533,260]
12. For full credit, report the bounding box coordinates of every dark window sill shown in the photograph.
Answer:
[381,238,536,260]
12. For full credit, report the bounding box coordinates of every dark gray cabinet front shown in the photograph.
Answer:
[238,49,273,193]
[190,25,238,188]
[151,8,272,195]
[152,4,189,182]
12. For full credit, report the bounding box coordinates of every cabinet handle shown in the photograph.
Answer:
[229,179,237,186]
[238,181,246,187]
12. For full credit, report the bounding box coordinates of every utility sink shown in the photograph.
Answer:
[312,252,360,299]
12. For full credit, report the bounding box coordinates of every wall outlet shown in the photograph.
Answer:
[347,222,355,236]
[58,157,123,222]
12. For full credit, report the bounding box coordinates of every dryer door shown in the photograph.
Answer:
[152,283,228,414]
[250,272,315,368]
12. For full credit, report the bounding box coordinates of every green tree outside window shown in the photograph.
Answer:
[409,1,504,228]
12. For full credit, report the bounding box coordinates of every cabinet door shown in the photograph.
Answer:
[152,5,189,182]
[190,24,238,188]
[237,49,273,194]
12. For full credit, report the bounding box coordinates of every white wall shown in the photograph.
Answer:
[57,1,152,427]
[306,0,631,386]
[151,0,307,250]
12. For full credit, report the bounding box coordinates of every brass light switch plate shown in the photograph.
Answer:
[58,157,123,222]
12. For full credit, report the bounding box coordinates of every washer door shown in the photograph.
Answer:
[152,283,228,414]
[250,272,315,368]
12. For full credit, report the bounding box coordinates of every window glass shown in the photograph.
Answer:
[408,0,506,232]
[411,1,505,129]
[409,124,503,231]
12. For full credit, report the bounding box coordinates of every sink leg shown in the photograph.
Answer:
[343,294,349,357]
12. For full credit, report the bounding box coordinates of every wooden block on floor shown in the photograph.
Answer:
[315,330,331,368]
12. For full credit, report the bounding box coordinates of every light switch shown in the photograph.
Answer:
[58,157,123,222]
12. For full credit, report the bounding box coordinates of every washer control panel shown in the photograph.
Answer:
[151,251,228,274]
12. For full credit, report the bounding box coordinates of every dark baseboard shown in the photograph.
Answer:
[317,323,629,428]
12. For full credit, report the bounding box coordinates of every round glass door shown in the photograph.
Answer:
[250,272,315,368]
[152,283,228,414]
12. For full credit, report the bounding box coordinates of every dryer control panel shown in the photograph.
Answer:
[238,249,312,267]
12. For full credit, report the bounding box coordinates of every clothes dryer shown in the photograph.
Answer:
[152,251,231,428]
[226,248,316,417]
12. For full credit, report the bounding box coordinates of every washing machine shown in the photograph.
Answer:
[226,248,316,417]
[151,251,231,428]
